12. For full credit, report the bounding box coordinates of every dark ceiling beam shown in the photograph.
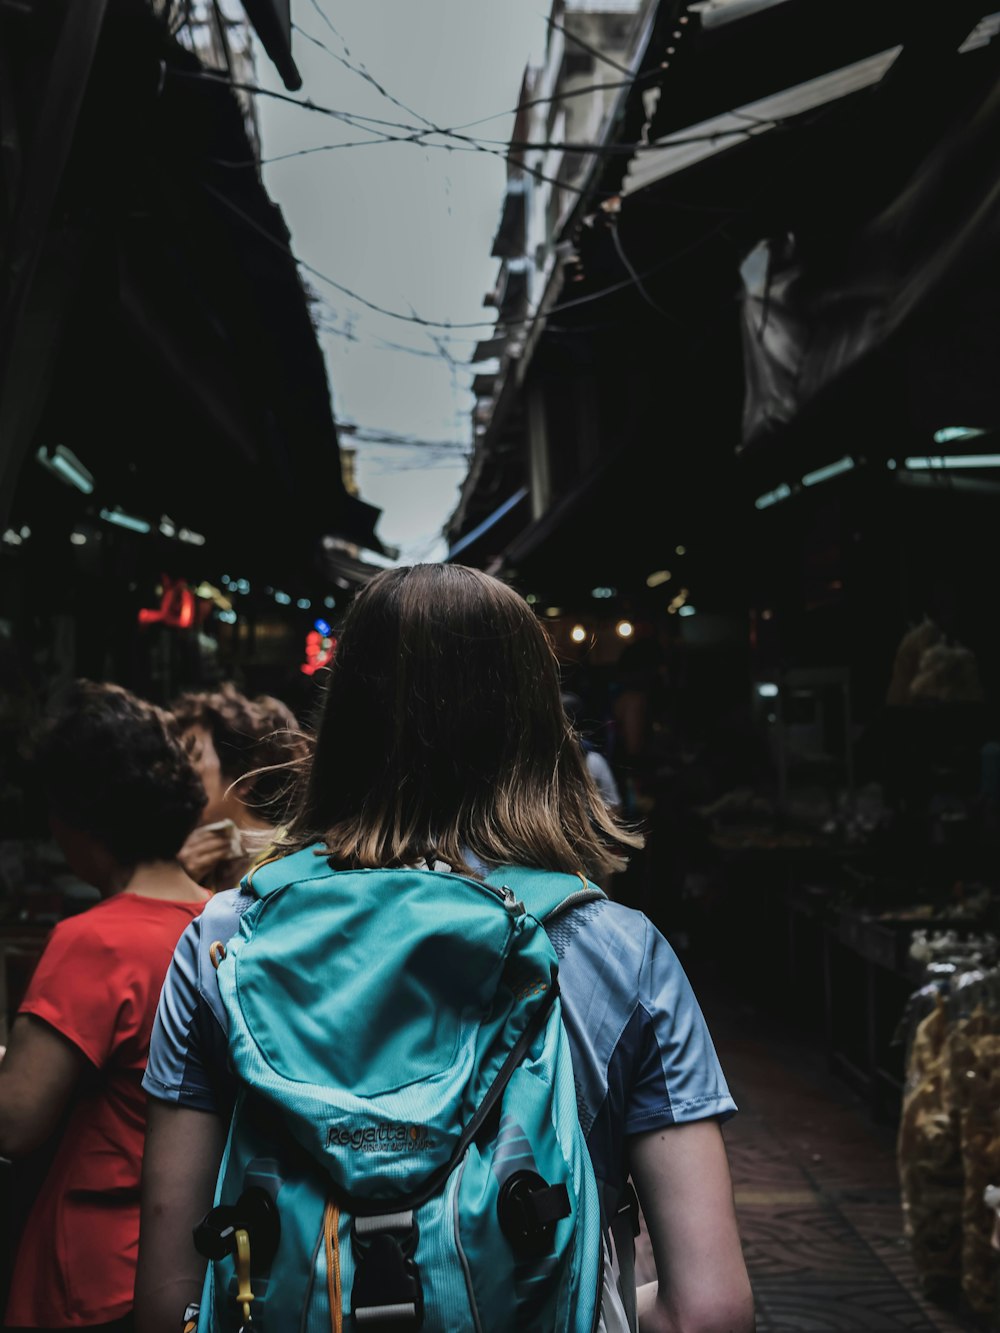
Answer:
[241,0,301,91]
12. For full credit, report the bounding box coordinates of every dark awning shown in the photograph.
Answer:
[739,55,1000,457]
[646,0,985,143]
[0,1,385,577]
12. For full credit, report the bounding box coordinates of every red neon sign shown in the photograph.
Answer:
[138,576,202,630]
[301,628,336,676]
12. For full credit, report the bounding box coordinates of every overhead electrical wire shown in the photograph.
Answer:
[173,66,764,162]
[204,178,705,336]
[544,13,633,78]
[610,223,680,325]
[300,0,681,136]
[341,424,468,450]
[299,1,443,137]
[188,3,798,374]
[298,1,665,136]
[451,72,662,132]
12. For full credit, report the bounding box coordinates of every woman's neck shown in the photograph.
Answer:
[120,860,210,902]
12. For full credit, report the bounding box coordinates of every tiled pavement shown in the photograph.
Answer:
[633,971,982,1332]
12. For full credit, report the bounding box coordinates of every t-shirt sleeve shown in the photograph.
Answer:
[142,911,225,1113]
[19,917,140,1068]
[624,917,736,1135]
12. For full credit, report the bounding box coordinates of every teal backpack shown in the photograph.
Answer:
[193,844,623,1333]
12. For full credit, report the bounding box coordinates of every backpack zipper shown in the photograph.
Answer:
[493,883,525,916]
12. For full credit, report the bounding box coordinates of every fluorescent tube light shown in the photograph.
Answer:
[755,483,792,510]
[932,427,987,445]
[905,455,1000,470]
[37,445,95,495]
[802,456,854,487]
[100,508,151,534]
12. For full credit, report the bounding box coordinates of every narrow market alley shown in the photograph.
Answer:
[637,967,977,1332]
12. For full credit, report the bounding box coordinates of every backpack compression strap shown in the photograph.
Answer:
[243,854,607,922]
[484,866,606,924]
[241,842,334,898]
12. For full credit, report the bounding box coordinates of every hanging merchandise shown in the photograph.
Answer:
[947,967,1000,1315]
[898,935,1000,1316]
[898,988,962,1304]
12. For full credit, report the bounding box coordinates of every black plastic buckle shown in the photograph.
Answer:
[193,1186,281,1266]
[497,1169,571,1257]
[351,1213,423,1330]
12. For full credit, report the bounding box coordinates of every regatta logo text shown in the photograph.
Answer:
[327,1122,434,1153]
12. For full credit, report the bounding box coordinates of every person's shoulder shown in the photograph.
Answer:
[582,896,650,944]
[192,886,250,958]
[160,887,248,1007]
[554,896,650,969]
[45,895,121,947]
[563,900,686,981]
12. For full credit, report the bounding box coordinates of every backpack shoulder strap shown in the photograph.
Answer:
[484,865,606,924]
[241,842,333,899]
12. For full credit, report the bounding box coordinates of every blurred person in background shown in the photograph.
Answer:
[562,690,622,815]
[610,637,665,818]
[171,684,309,892]
[0,681,209,1333]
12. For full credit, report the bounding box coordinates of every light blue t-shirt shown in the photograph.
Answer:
[144,879,735,1216]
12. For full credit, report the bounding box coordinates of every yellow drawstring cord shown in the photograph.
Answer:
[324,1200,343,1333]
[233,1228,254,1327]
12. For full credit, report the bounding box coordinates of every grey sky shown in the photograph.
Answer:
[254,2,548,562]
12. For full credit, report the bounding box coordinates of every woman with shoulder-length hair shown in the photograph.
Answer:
[136,565,753,1333]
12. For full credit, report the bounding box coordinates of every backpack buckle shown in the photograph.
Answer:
[351,1211,423,1330]
[497,1169,571,1257]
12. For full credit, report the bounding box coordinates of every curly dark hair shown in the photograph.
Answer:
[170,683,309,812]
[31,681,207,864]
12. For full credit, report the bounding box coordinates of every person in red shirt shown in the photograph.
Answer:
[0,681,210,1333]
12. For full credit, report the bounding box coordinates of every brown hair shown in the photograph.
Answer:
[31,680,206,864]
[171,683,309,814]
[278,564,641,881]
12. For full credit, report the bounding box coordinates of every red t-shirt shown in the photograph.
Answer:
[5,892,206,1328]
